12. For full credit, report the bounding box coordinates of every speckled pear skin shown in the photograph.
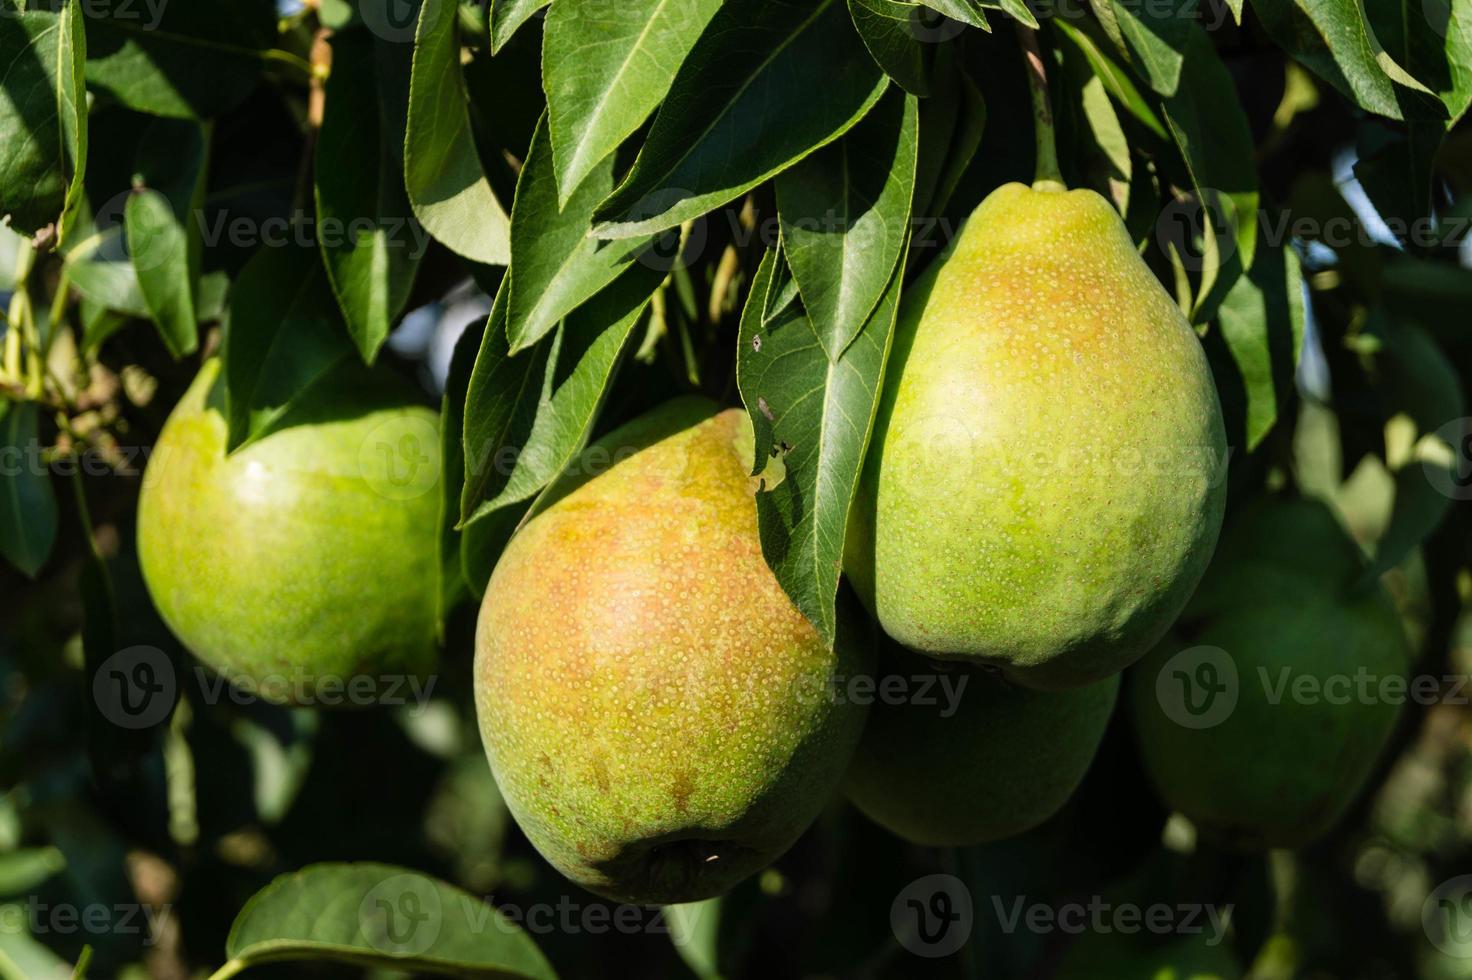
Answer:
[847,182,1227,691]
[137,359,441,705]
[474,400,872,905]
[1129,497,1409,850]
[844,642,1117,845]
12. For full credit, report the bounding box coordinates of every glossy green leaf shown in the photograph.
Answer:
[83,0,275,119]
[223,243,357,452]
[1079,73,1131,214]
[847,0,934,97]
[1055,19,1168,139]
[0,403,57,579]
[776,87,918,360]
[1251,0,1442,120]
[1161,26,1260,306]
[407,0,512,265]
[763,245,802,325]
[987,0,1039,27]
[737,242,905,645]
[506,114,664,353]
[592,0,889,238]
[317,31,424,364]
[491,0,551,53]
[124,189,197,357]
[915,0,987,28]
[223,863,555,979]
[1394,0,1472,121]
[0,0,87,242]
[1093,0,1191,97]
[463,268,654,524]
[1210,236,1305,451]
[543,0,723,203]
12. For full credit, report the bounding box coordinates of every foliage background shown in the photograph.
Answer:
[1,0,1471,976]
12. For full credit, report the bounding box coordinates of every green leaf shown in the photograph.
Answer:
[0,913,72,980]
[0,403,57,579]
[847,0,935,97]
[463,268,654,524]
[736,242,906,645]
[592,0,889,238]
[1093,0,1191,97]
[317,31,424,364]
[1397,0,1472,121]
[543,0,723,203]
[0,0,87,242]
[407,0,513,265]
[491,0,551,53]
[763,244,802,325]
[987,0,1039,27]
[223,863,556,979]
[1251,0,1443,120]
[1358,316,1466,584]
[1054,19,1168,139]
[1078,72,1131,214]
[1160,26,1260,308]
[223,243,357,452]
[915,0,987,28]
[506,114,666,353]
[776,86,918,360]
[83,0,275,119]
[124,189,197,357]
[1208,236,1305,452]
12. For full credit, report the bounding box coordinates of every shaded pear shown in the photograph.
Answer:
[844,640,1117,846]
[1129,496,1409,849]
[474,400,871,905]
[137,359,441,705]
[848,182,1227,691]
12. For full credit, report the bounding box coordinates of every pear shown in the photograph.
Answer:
[847,182,1227,691]
[137,359,441,705]
[844,640,1117,846]
[1128,497,1409,849]
[474,400,871,905]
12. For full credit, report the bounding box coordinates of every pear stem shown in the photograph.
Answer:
[1015,23,1065,191]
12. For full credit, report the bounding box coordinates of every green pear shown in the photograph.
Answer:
[847,182,1227,691]
[1129,497,1409,849]
[137,359,441,705]
[844,641,1117,845]
[474,400,871,905]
